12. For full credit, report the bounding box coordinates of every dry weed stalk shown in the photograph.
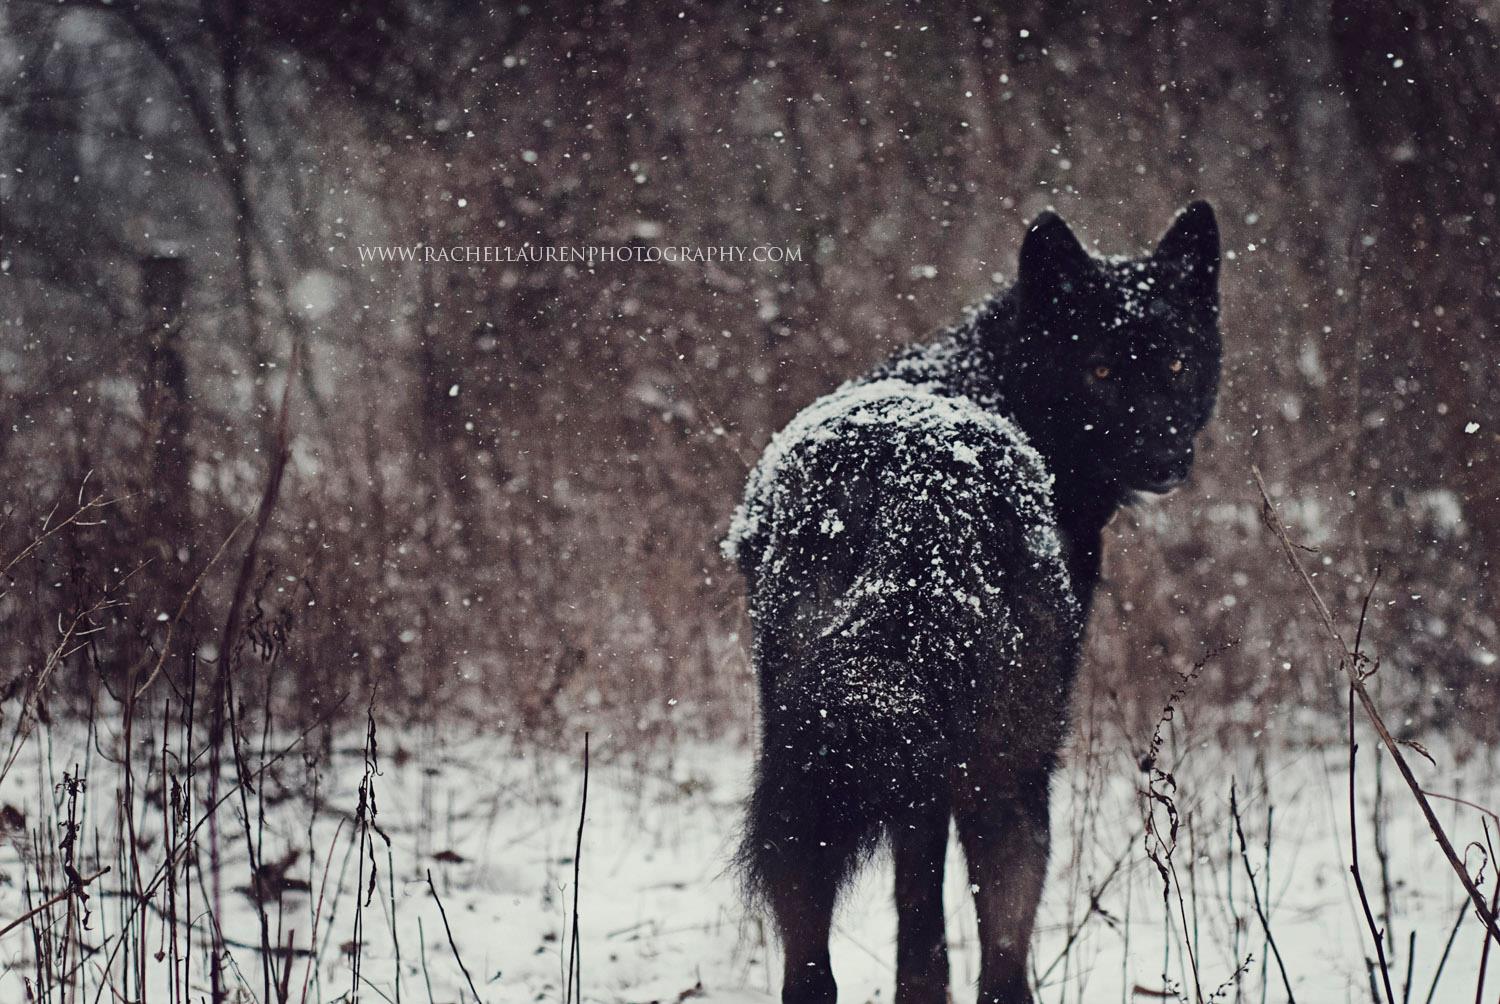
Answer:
[1228,782,1296,1003]
[564,732,590,1004]
[426,868,484,1003]
[1139,640,1239,1003]
[1252,466,1500,948]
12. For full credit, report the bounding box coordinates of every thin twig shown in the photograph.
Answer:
[564,732,590,1004]
[1420,792,1500,828]
[299,820,346,1004]
[1474,825,1498,1004]
[418,918,436,1004]
[425,870,483,1004]
[0,866,109,939]
[1349,684,1396,1004]
[1037,834,1135,986]
[130,512,253,700]
[1229,782,1297,1003]
[0,487,122,583]
[1424,899,1470,1004]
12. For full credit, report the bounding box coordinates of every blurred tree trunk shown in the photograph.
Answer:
[138,254,195,591]
[1330,0,1500,586]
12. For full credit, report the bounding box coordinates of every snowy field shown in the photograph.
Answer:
[2,717,1497,1003]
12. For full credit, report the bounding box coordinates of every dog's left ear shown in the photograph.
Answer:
[1154,201,1219,307]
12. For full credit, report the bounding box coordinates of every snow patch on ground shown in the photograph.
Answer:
[1,723,1497,1002]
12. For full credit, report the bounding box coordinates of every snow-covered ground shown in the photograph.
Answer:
[2,717,1497,1003]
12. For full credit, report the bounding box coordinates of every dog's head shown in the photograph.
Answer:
[1006,202,1222,494]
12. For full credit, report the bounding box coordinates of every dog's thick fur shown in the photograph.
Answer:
[724,203,1222,1004]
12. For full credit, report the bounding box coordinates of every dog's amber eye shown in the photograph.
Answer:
[1092,364,1111,380]
[1169,358,1184,374]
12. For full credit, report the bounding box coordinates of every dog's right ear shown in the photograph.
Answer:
[1018,210,1092,298]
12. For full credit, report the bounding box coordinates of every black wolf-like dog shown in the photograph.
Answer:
[724,203,1222,1004]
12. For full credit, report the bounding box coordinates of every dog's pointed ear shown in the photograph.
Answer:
[1018,210,1092,296]
[1155,201,1219,305]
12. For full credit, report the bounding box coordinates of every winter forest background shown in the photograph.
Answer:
[2,2,1500,1002]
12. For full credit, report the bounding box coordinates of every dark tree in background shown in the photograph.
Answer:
[1,0,1495,737]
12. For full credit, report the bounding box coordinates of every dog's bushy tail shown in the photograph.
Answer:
[737,643,950,905]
